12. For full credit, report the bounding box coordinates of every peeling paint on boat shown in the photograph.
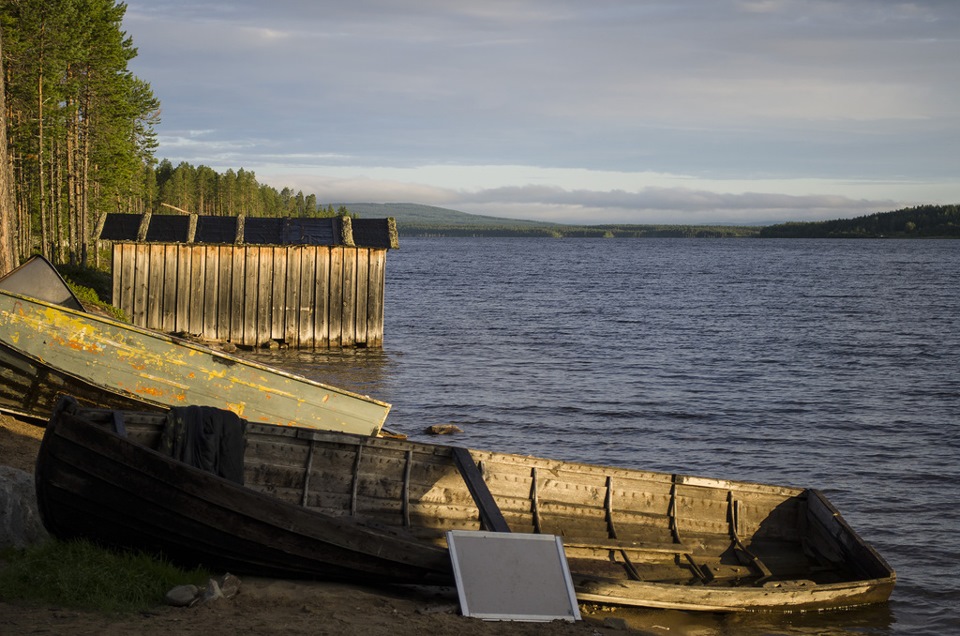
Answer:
[0,290,390,434]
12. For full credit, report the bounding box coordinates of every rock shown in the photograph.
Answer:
[202,578,224,603]
[424,424,463,435]
[220,573,241,599]
[0,465,50,549]
[165,584,200,607]
[602,617,630,630]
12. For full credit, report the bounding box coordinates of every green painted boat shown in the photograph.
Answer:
[0,257,390,435]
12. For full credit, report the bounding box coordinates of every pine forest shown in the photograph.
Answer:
[0,0,343,272]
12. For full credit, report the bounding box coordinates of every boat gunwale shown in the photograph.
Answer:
[0,288,390,408]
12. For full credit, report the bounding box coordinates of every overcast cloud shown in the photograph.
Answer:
[123,0,960,224]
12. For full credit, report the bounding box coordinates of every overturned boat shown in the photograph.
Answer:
[37,400,895,612]
[0,256,389,435]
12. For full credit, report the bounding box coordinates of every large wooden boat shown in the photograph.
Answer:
[37,401,896,612]
[0,256,390,435]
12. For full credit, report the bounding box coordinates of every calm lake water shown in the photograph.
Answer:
[249,237,960,636]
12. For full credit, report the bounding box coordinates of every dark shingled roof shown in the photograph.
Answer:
[145,215,190,242]
[99,213,397,248]
[99,214,143,241]
[195,216,237,243]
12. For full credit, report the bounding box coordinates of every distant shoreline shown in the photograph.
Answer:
[390,203,960,240]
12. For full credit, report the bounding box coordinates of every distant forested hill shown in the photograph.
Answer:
[338,203,757,238]
[332,201,959,239]
[760,205,960,238]
[334,203,556,229]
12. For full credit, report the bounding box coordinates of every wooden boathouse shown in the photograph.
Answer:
[99,213,398,349]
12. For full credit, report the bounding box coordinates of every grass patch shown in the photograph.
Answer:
[53,263,129,322]
[0,539,211,614]
[64,280,129,322]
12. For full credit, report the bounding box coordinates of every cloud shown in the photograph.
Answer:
[123,0,960,223]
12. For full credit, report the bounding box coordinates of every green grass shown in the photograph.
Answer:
[0,539,210,613]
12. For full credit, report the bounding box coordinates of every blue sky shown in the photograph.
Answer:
[123,1,960,224]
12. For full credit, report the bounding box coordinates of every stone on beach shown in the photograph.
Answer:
[0,465,49,549]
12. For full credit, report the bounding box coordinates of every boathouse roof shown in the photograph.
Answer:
[98,213,398,249]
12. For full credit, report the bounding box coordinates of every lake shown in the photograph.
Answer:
[249,237,960,635]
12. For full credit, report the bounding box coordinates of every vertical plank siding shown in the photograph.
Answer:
[113,243,387,349]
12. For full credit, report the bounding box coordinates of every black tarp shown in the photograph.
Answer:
[160,406,247,484]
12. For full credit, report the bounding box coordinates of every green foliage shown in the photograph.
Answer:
[58,263,128,321]
[1,0,161,265]
[150,160,354,218]
[0,539,210,614]
[759,204,960,238]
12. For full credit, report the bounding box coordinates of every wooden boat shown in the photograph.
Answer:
[38,400,895,612]
[37,398,450,582]
[0,256,390,435]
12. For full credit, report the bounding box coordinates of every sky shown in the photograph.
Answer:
[122,0,960,225]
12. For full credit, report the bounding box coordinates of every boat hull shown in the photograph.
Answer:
[39,404,896,612]
[35,403,450,582]
[0,289,389,434]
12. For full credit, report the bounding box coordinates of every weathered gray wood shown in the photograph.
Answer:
[257,249,272,346]
[37,410,448,584]
[230,246,245,343]
[42,404,897,613]
[271,248,286,341]
[355,250,369,345]
[189,245,205,336]
[170,246,185,333]
[242,247,259,347]
[284,247,302,347]
[132,244,149,325]
[144,245,164,330]
[111,242,388,349]
[299,247,317,348]
[111,244,123,313]
[203,245,219,336]
[161,244,178,333]
[328,247,343,348]
[366,249,385,347]
[217,245,233,342]
[341,248,356,347]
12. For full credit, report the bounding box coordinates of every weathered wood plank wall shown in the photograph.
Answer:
[112,243,386,348]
